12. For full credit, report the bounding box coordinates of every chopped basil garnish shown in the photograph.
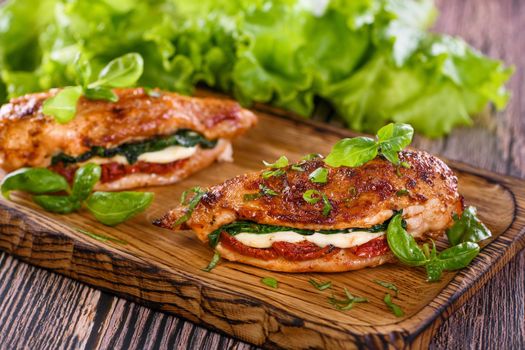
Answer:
[373,280,399,297]
[325,123,414,168]
[202,252,221,272]
[302,189,331,216]
[174,187,206,225]
[261,277,278,288]
[75,228,127,245]
[263,156,289,168]
[328,288,368,311]
[396,189,409,196]
[383,293,404,317]
[309,279,332,291]
[262,169,286,179]
[308,167,328,184]
[303,189,321,204]
[52,129,216,165]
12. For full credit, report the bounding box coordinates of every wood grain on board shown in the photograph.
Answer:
[0,111,524,349]
[0,0,524,349]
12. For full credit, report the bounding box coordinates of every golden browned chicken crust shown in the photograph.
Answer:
[157,150,462,240]
[155,150,463,272]
[0,88,257,171]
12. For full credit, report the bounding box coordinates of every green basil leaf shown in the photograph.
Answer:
[75,228,127,244]
[301,153,323,161]
[89,53,144,88]
[321,193,332,217]
[86,191,154,226]
[435,242,480,271]
[1,168,69,199]
[84,87,118,102]
[396,189,409,196]
[202,251,221,272]
[426,242,480,282]
[42,86,83,124]
[308,167,328,184]
[374,280,399,297]
[262,155,289,168]
[379,144,401,165]
[446,206,492,245]
[425,259,444,282]
[33,195,81,214]
[303,189,321,204]
[324,137,378,167]
[71,163,101,202]
[383,293,404,317]
[262,169,286,179]
[261,277,278,288]
[175,187,206,225]
[74,54,92,88]
[386,213,428,266]
[328,288,368,311]
[259,184,279,196]
[377,123,414,152]
[377,123,414,165]
[308,278,332,291]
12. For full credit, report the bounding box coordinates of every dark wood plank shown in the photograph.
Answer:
[0,0,524,349]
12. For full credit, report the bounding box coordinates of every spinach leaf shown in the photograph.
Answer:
[33,195,81,214]
[52,129,216,165]
[86,191,154,226]
[324,137,378,167]
[88,53,144,89]
[383,293,404,317]
[1,168,69,199]
[42,86,83,124]
[71,163,101,201]
[446,206,492,245]
[386,213,428,266]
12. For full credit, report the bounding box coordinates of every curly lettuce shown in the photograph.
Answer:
[0,0,513,137]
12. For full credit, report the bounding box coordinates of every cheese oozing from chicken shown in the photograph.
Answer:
[79,146,198,165]
[234,231,385,249]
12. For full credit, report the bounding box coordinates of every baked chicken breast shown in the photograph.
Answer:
[0,88,257,190]
[155,150,463,272]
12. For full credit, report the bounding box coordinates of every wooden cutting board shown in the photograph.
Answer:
[0,98,524,349]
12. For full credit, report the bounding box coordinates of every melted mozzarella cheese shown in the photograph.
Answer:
[137,146,197,163]
[80,155,128,165]
[234,231,385,249]
[79,146,198,166]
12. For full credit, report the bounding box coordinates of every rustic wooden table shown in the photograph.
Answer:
[0,0,523,349]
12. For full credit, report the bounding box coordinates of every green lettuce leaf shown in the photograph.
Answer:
[0,0,513,138]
